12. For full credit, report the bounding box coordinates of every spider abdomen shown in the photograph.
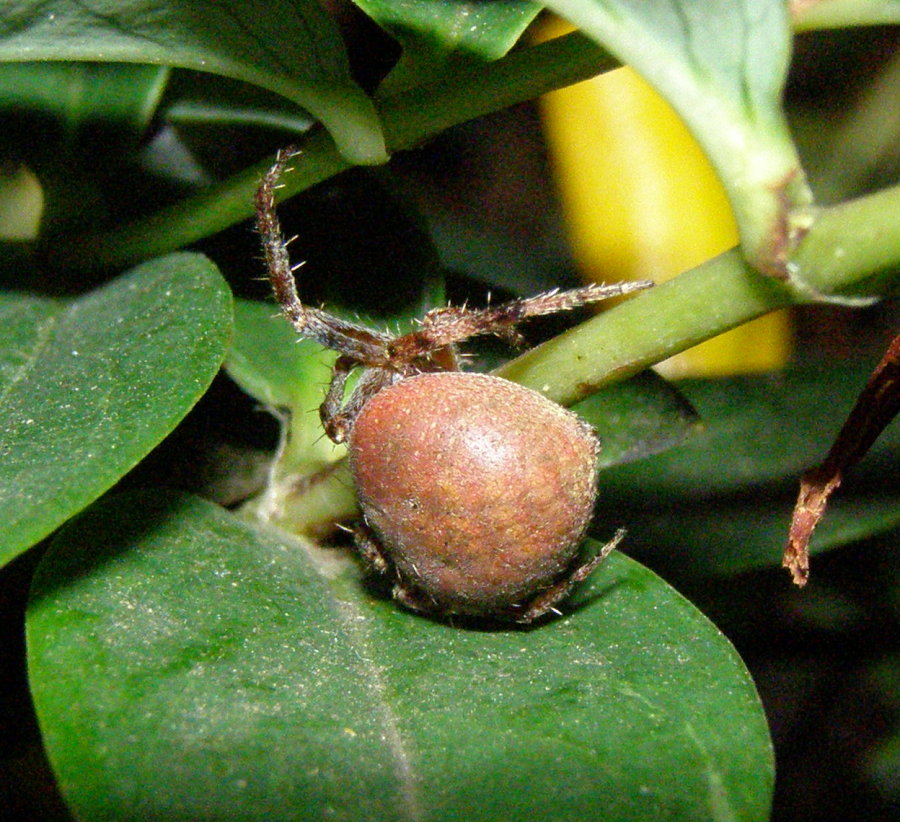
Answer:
[348,371,600,617]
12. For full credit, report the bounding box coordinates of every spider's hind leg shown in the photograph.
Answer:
[353,521,391,576]
[516,528,626,623]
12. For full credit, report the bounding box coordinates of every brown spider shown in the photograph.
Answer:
[256,147,653,622]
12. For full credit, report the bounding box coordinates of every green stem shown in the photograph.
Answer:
[47,128,349,271]
[499,249,794,406]
[376,31,618,149]
[792,0,900,32]
[240,458,357,537]
[501,187,900,406]
[791,183,900,299]
[48,32,617,272]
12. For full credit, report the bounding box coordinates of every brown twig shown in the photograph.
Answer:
[784,332,900,585]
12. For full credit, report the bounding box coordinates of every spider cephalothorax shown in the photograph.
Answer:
[256,147,653,622]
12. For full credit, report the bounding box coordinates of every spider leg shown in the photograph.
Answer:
[318,355,357,443]
[320,360,396,444]
[256,147,392,363]
[387,280,654,363]
[517,528,625,623]
[353,521,391,575]
[354,522,444,621]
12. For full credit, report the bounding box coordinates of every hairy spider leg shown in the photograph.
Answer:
[518,528,626,622]
[257,146,655,445]
[387,280,655,364]
[256,146,392,365]
[320,361,398,443]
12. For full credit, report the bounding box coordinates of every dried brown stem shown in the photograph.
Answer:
[784,332,900,585]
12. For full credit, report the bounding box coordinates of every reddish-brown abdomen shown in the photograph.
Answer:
[349,371,599,615]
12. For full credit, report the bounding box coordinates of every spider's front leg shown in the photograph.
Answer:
[318,355,357,443]
[387,280,655,363]
[256,147,393,363]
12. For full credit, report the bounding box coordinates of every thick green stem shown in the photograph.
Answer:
[498,187,900,405]
[377,32,618,149]
[499,249,794,406]
[791,183,900,299]
[501,185,900,405]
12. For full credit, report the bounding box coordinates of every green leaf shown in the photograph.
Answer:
[28,489,773,822]
[163,73,318,136]
[356,0,541,90]
[572,370,701,469]
[543,0,813,274]
[226,297,344,483]
[0,0,385,164]
[595,364,900,574]
[357,0,540,60]
[602,365,900,497]
[0,252,232,568]
[619,493,900,578]
[0,61,168,142]
[227,298,334,421]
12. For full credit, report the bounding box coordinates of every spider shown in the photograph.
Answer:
[256,147,653,622]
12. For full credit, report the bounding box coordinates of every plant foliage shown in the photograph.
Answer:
[1,0,897,820]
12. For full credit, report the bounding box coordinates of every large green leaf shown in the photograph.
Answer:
[0,0,385,164]
[28,490,773,822]
[543,0,813,276]
[0,252,232,568]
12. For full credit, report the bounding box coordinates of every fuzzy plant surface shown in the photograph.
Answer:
[0,1,898,821]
